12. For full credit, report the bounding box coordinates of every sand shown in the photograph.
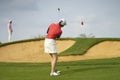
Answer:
[0,40,120,63]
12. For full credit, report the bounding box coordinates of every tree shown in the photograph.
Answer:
[79,34,87,38]
[78,33,95,38]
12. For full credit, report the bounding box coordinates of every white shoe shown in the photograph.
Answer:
[55,70,61,74]
[50,72,60,76]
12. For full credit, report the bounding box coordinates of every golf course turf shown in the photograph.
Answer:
[0,38,120,80]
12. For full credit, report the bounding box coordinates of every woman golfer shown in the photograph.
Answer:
[44,19,66,76]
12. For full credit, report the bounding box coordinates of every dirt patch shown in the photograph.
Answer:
[0,40,120,63]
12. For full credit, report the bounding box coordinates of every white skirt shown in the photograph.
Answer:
[44,38,57,53]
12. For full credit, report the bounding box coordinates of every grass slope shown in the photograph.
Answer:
[0,57,120,80]
[60,38,120,56]
[1,38,120,56]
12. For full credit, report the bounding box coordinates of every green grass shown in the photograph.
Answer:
[1,38,120,56]
[0,57,120,80]
[0,38,120,80]
[0,38,44,47]
[60,38,120,56]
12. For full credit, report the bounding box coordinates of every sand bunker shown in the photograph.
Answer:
[59,41,120,62]
[0,40,75,62]
[0,40,120,63]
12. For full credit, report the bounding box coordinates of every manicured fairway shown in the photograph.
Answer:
[0,57,120,80]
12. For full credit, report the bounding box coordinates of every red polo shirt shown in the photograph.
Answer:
[46,23,62,39]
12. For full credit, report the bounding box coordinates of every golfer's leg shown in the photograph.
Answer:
[8,32,11,42]
[49,54,54,73]
[50,53,58,73]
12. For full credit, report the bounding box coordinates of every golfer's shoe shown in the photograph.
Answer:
[55,70,61,74]
[50,72,60,76]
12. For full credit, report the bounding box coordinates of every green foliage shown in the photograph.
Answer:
[79,33,95,38]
